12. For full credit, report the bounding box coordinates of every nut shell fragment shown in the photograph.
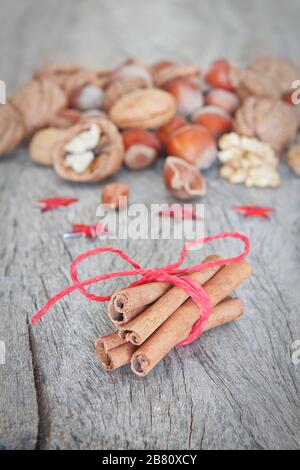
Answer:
[102,182,129,208]
[0,103,25,158]
[109,89,176,129]
[164,156,206,200]
[53,117,123,182]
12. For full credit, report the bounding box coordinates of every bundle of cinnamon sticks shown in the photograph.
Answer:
[95,254,252,377]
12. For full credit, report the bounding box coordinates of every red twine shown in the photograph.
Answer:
[31,232,250,347]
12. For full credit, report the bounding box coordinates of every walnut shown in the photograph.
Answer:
[103,77,150,112]
[287,144,300,176]
[109,88,176,130]
[151,62,201,87]
[34,63,82,88]
[232,57,300,101]
[29,128,67,166]
[53,116,123,182]
[35,63,110,93]
[10,78,67,136]
[63,69,110,100]
[218,132,281,188]
[0,103,25,158]
[233,97,298,153]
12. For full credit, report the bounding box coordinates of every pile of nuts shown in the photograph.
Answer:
[0,56,299,202]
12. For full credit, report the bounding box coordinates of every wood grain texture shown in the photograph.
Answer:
[0,0,300,450]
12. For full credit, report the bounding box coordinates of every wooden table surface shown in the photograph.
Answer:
[0,0,299,450]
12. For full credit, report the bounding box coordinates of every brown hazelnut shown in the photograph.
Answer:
[164,156,206,200]
[206,88,240,114]
[122,129,161,169]
[205,59,235,91]
[163,78,204,117]
[101,182,129,208]
[192,106,232,137]
[156,115,187,144]
[164,124,217,169]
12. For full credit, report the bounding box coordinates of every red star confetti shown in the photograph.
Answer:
[233,205,275,220]
[63,224,108,240]
[35,197,78,212]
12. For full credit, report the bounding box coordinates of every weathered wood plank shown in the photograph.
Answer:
[0,0,299,450]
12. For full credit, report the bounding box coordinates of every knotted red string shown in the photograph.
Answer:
[31,232,250,347]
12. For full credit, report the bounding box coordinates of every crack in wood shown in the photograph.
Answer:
[27,320,51,450]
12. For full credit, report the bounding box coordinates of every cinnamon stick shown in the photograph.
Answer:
[108,281,172,325]
[119,255,223,345]
[131,297,245,377]
[95,332,136,371]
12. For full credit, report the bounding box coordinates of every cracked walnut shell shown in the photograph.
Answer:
[0,103,25,158]
[53,116,123,182]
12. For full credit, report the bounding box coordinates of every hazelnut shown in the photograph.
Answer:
[122,129,161,169]
[287,144,300,176]
[206,88,240,114]
[205,59,234,91]
[163,78,204,117]
[112,60,153,86]
[156,115,187,144]
[164,124,217,169]
[101,182,129,209]
[192,106,232,137]
[29,128,66,166]
[69,84,104,111]
[164,156,206,200]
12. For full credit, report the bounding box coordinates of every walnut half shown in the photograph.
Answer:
[218,132,281,188]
